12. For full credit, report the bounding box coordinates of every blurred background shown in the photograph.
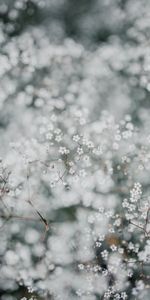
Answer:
[0,1,150,299]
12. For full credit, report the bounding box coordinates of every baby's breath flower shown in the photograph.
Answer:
[73,135,80,142]
[77,147,83,155]
[101,250,108,260]
[130,183,142,202]
[59,146,70,155]
[46,132,53,140]
[55,135,62,142]
[110,244,117,251]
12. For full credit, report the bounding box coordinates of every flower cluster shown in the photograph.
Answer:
[0,1,150,300]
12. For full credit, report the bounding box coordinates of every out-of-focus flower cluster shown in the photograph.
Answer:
[0,108,150,300]
[0,0,150,300]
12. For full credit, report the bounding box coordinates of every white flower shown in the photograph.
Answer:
[55,135,62,142]
[77,147,83,155]
[130,183,142,202]
[110,244,117,251]
[73,135,80,142]
[46,132,53,140]
[69,167,75,175]
[59,147,70,155]
[101,250,108,260]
